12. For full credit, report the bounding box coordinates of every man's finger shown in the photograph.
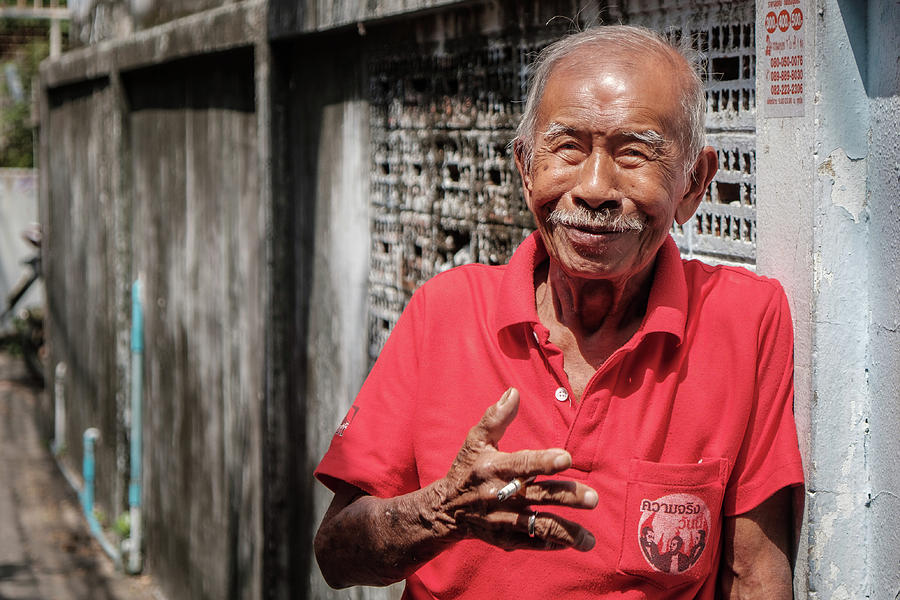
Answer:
[526,511,596,551]
[478,448,572,482]
[467,387,520,447]
[458,509,595,552]
[519,480,599,509]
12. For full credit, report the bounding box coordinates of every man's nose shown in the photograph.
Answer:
[573,150,622,210]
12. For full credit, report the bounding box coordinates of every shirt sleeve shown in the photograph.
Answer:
[723,283,805,516]
[314,288,426,499]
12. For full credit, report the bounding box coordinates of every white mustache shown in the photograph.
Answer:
[548,206,646,232]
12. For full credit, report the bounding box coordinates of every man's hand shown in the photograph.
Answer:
[433,387,598,550]
[314,388,598,588]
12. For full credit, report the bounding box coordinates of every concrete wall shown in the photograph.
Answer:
[268,0,478,38]
[42,76,124,515]
[756,0,900,598]
[68,0,244,45]
[68,0,470,45]
[41,6,265,600]
[126,48,262,600]
[863,1,900,596]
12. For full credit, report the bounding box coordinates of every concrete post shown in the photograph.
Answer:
[756,1,900,598]
[864,1,900,597]
[49,0,60,57]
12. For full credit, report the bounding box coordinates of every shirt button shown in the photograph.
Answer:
[554,387,569,402]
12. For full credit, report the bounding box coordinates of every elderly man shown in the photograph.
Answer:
[314,25,803,599]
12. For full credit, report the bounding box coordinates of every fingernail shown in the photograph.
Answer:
[498,388,514,405]
[584,489,598,508]
[552,452,571,470]
[575,530,596,551]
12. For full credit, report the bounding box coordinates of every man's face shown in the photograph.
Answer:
[517,49,699,283]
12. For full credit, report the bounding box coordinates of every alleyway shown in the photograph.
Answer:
[0,352,163,600]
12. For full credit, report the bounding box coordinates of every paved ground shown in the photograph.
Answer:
[0,352,164,600]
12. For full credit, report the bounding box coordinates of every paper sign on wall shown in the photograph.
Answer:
[761,0,806,117]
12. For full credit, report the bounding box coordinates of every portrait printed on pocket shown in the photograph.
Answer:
[637,493,710,574]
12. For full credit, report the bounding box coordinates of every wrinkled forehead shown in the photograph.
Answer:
[537,44,690,135]
[548,41,688,97]
[552,38,689,79]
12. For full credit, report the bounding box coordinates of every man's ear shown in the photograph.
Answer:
[513,139,534,210]
[675,146,718,225]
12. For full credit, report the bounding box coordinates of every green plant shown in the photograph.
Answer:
[92,508,107,526]
[0,26,52,167]
[114,512,131,539]
[0,100,33,166]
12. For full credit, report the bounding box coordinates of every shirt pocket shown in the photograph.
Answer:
[616,457,728,590]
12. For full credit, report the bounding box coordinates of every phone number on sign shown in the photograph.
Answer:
[770,83,803,95]
[771,55,803,68]
[770,69,803,81]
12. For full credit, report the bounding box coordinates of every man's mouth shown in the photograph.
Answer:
[570,223,623,235]
[564,226,626,247]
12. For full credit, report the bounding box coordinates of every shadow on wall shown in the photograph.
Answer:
[264,28,369,599]
[124,50,255,112]
[835,0,900,98]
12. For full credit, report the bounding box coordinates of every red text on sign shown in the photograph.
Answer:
[778,10,790,32]
[791,8,803,31]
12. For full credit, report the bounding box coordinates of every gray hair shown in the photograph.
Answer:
[514,25,707,175]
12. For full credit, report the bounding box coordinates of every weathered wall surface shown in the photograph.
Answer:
[68,0,245,44]
[268,0,475,38]
[43,77,125,517]
[41,7,265,600]
[125,48,262,600]
[69,0,468,45]
[865,1,900,597]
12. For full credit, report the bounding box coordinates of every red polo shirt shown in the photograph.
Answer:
[316,232,804,599]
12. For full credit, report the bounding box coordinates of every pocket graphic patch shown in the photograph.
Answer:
[637,493,710,574]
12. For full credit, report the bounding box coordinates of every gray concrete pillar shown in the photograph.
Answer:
[756,1,900,598]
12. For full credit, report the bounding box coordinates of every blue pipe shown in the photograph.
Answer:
[81,428,122,569]
[130,280,143,507]
[128,280,143,573]
[82,428,98,513]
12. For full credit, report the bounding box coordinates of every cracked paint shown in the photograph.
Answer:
[817,149,868,223]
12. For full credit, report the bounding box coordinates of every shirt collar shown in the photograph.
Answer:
[492,231,688,344]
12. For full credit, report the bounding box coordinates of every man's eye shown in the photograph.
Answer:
[620,148,652,162]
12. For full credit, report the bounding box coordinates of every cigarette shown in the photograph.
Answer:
[496,476,535,502]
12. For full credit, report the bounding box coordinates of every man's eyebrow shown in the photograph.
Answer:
[542,124,669,148]
[541,122,579,140]
[621,129,669,149]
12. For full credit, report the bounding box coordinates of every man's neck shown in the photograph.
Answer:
[535,258,655,344]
